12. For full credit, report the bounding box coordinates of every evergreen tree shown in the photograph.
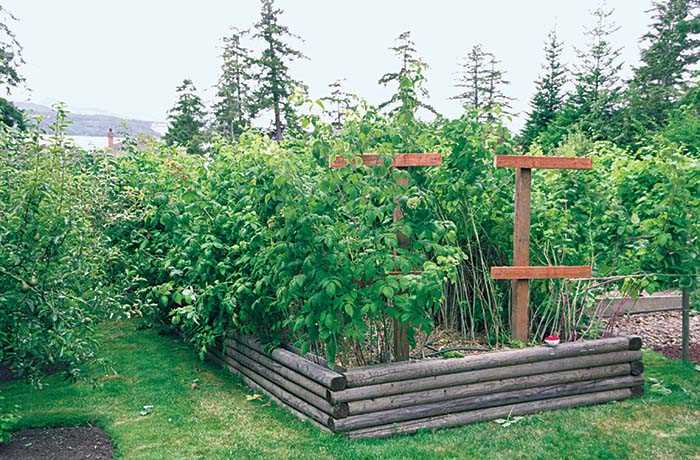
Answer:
[0,6,23,93]
[378,31,438,121]
[626,0,700,134]
[164,79,207,154]
[453,44,510,119]
[483,52,513,116]
[452,44,489,113]
[521,29,567,147]
[253,0,307,140]
[0,6,25,129]
[320,79,356,129]
[567,5,624,140]
[213,28,256,138]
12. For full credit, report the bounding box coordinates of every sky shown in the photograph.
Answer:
[6,0,654,131]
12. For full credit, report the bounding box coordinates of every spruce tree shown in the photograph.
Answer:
[567,6,624,140]
[378,31,438,121]
[0,6,25,129]
[213,28,256,138]
[626,0,700,132]
[521,29,567,147]
[452,44,489,113]
[321,79,356,129]
[453,44,510,119]
[483,52,513,117]
[0,6,23,93]
[164,79,207,154]
[253,0,307,140]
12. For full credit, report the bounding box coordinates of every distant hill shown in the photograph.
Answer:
[15,102,162,137]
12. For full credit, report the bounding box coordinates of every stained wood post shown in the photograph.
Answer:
[491,155,593,343]
[512,168,531,342]
[682,288,690,363]
[331,154,441,362]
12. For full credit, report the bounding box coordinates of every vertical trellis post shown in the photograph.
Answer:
[331,153,442,361]
[491,156,594,342]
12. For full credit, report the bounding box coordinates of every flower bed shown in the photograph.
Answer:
[208,334,644,439]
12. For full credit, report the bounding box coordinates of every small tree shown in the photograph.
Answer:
[0,6,25,129]
[625,0,700,138]
[378,31,438,121]
[521,29,567,147]
[453,44,510,119]
[0,6,23,93]
[483,52,512,117]
[568,6,624,140]
[320,78,356,129]
[253,0,307,140]
[213,28,256,138]
[164,79,207,154]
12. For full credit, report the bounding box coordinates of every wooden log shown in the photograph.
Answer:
[629,335,642,351]
[332,350,641,403]
[345,363,632,415]
[229,340,329,398]
[492,265,593,280]
[343,336,635,387]
[346,388,632,439]
[227,334,347,390]
[207,352,333,433]
[494,155,593,170]
[228,348,348,418]
[333,375,642,432]
[630,360,644,376]
[226,352,334,427]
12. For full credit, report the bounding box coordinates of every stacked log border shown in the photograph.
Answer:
[207,334,644,439]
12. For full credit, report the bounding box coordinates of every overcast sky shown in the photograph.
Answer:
[7,0,653,130]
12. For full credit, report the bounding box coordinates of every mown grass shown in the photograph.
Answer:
[1,321,699,460]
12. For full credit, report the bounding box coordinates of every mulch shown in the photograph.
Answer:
[0,426,113,460]
[605,310,699,363]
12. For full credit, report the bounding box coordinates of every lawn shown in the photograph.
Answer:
[1,321,699,460]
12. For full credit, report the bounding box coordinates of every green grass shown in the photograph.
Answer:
[1,322,699,460]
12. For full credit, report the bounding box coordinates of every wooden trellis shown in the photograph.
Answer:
[331,153,442,361]
[491,155,593,342]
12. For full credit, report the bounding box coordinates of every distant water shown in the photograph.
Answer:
[67,136,121,150]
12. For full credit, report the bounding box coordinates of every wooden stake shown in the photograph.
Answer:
[332,154,441,362]
[393,174,410,361]
[512,168,531,342]
[682,288,690,363]
[492,155,592,343]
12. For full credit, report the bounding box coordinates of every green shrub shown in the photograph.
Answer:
[0,107,116,381]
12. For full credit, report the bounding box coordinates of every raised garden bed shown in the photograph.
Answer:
[208,334,644,439]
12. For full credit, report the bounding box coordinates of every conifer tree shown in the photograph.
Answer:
[164,79,207,154]
[521,29,567,147]
[0,6,25,129]
[321,79,356,129]
[626,0,700,131]
[0,6,23,93]
[452,44,489,113]
[378,31,438,121]
[253,0,307,140]
[483,52,513,116]
[213,28,256,138]
[567,6,624,139]
[453,44,510,119]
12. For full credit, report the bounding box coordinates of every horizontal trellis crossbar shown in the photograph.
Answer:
[330,153,442,169]
[490,265,592,280]
[494,155,593,170]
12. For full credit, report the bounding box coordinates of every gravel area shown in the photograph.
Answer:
[606,311,699,363]
[0,426,113,460]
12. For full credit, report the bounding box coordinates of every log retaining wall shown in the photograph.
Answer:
[207,334,644,439]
